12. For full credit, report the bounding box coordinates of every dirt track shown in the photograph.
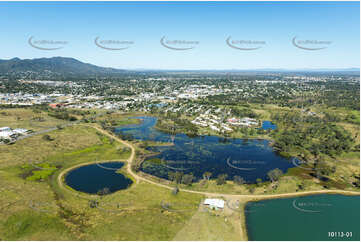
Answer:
[57,124,360,241]
[86,124,360,199]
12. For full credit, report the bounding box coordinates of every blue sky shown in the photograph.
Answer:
[0,1,359,70]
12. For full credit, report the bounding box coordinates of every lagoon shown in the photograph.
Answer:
[261,120,277,130]
[116,116,295,183]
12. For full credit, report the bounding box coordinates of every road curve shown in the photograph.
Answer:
[80,124,360,200]
[56,123,359,242]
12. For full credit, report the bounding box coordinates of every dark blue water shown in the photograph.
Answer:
[65,162,133,194]
[261,121,277,130]
[115,116,295,183]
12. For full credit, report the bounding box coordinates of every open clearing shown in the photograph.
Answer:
[0,111,205,240]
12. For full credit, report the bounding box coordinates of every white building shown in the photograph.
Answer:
[0,127,28,140]
[13,128,29,135]
[0,131,16,138]
[204,198,225,209]
[209,125,220,132]
[0,127,11,132]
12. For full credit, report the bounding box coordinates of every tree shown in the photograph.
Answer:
[89,200,98,208]
[42,134,54,141]
[233,176,245,185]
[182,174,194,186]
[132,163,140,172]
[203,171,212,181]
[168,171,176,183]
[297,181,305,191]
[97,187,110,196]
[267,168,283,182]
[69,116,77,121]
[248,187,255,194]
[315,160,333,177]
[216,174,228,185]
[256,178,262,186]
[174,171,184,184]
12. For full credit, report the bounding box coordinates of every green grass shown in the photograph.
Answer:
[83,182,203,240]
[0,108,68,132]
[2,211,74,240]
[173,208,242,241]
[22,163,58,181]
[0,110,205,240]
[0,125,102,168]
[146,158,164,165]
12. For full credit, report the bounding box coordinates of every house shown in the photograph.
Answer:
[209,125,220,132]
[49,103,65,108]
[238,117,258,126]
[204,198,225,210]
[221,124,233,132]
[227,117,240,124]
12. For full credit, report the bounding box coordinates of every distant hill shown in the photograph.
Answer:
[0,57,126,79]
[0,57,358,79]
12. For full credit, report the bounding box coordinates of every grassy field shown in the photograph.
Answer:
[0,125,103,168]
[0,110,207,240]
[94,112,146,128]
[173,204,243,241]
[0,108,68,132]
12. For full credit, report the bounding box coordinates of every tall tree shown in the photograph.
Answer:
[267,168,283,182]
[203,171,212,181]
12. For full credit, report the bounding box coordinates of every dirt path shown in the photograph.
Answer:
[81,124,139,183]
[77,124,361,201]
[58,124,360,242]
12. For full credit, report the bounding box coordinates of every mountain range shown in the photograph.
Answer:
[0,57,358,79]
[0,57,125,78]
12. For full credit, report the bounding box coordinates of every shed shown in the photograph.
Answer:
[0,127,11,132]
[204,198,225,209]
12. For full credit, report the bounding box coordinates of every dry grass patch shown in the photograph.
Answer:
[0,108,68,132]
[0,125,101,168]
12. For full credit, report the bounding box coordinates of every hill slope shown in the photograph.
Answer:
[0,57,125,78]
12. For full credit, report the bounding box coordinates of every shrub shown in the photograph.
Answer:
[216,174,228,185]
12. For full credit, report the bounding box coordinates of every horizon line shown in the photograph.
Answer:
[2,56,360,72]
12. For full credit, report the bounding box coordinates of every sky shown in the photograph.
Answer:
[0,1,359,70]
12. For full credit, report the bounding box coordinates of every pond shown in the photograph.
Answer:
[65,162,133,194]
[245,194,360,241]
[261,120,277,130]
[115,116,295,183]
